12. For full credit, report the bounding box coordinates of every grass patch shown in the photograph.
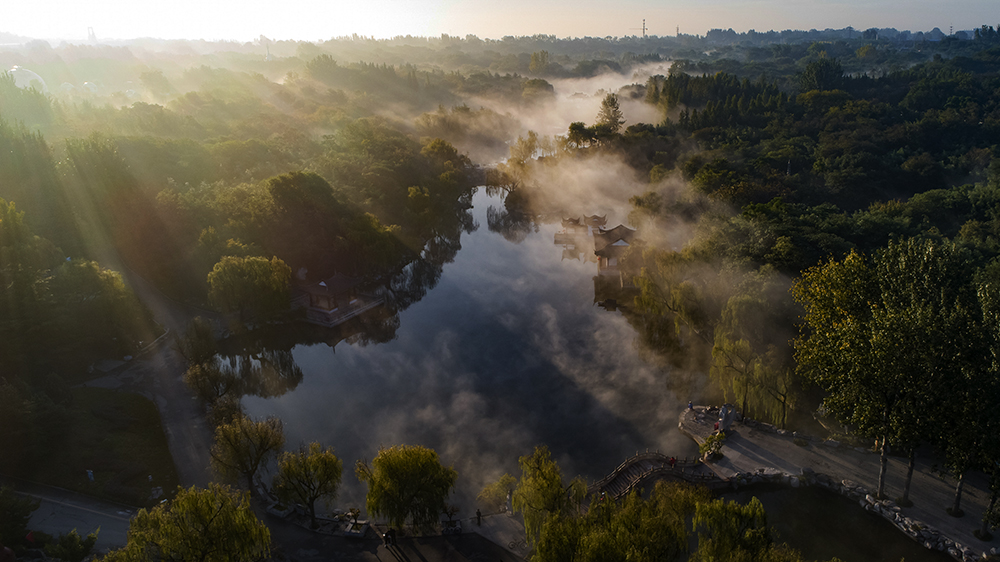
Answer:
[25,386,179,507]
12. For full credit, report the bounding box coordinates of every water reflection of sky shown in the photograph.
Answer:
[243,190,700,512]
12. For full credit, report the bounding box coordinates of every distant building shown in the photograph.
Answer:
[291,273,385,327]
[8,65,47,92]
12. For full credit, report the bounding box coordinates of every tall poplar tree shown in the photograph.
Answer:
[794,238,978,499]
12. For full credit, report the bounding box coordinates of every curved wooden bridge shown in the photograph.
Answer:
[588,450,727,499]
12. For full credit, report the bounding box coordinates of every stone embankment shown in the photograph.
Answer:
[680,406,999,562]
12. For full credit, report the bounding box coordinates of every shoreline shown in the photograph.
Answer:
[678,405,999,562]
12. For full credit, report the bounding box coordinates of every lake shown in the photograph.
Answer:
[236,188,952,561]
[723,486,955,562]
[241,188,701,510]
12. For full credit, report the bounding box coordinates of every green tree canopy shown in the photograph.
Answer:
[512,445,587,546]
[177,316,218,366]
[797,57,845,92]
[44,530,98,562]
[529,51,550,74]
[0,486,39,549]
[355,444,457,530]
[534,482,709,562]
[596,93,626,135]
[210,415,285,493]
[100,484,270,562]
[477,473,517,513]
[273,442,343,529]
[693,497,803,562]
[183,361,240,408]
[207,255,291,323]
[793,238,980,499]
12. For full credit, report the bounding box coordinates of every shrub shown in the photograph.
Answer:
[699,433,725,459]
[44,529,98,562]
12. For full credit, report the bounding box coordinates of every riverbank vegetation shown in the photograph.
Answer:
[100,484,271,562]
[0,386,179,506]
[481,28,1000,527]
[495,445,842,562]
[5,22,1000,541]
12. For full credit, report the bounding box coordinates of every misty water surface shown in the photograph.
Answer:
[242,189,701,511]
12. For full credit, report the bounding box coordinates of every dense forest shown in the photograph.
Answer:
[3,23,1000,553]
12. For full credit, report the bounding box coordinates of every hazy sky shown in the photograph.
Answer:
[7,0,998,43]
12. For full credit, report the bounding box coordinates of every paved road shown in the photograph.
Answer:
[680,407,1000,558]
[2,477,134,552]
[16,476,527,561]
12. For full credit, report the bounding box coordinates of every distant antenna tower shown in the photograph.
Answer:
[87,27,97,43]
[631,19,647,38]
[950,25,954,35]
[676,26,680,37]
[260,35,273,61]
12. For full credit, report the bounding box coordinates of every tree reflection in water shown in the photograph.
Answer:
[214,198,477,400]
[487,188,537,244]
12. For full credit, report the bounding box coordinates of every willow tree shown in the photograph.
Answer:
[477,473,517,513]
[183,361,240,407]
[711,268,794,427]
[210,415,285,494]
[512,445,587,547]
[355,445,457,531]
[101,484,270,562]
[273,443,343,529]
[794,239,979,499]
[692,497,803,562]
[207,255,291,323]
[534,482,709,562]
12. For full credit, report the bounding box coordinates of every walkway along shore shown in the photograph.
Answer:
[679,405,1000,562]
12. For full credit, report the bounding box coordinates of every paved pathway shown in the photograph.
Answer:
[680,406,1000,559]
[81,258,219,489]
[2,476,134,552]
[82,343,215,489]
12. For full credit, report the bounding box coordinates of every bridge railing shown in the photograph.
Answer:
[588,450,702,494]
[615,466,726,498]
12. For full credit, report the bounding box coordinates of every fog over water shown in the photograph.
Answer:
[243,189,702,513]
[515,61,670,136]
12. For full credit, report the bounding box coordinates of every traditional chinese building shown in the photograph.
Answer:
[554,215,608,259]
[291,273,385,327]
[593,224,637,276]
